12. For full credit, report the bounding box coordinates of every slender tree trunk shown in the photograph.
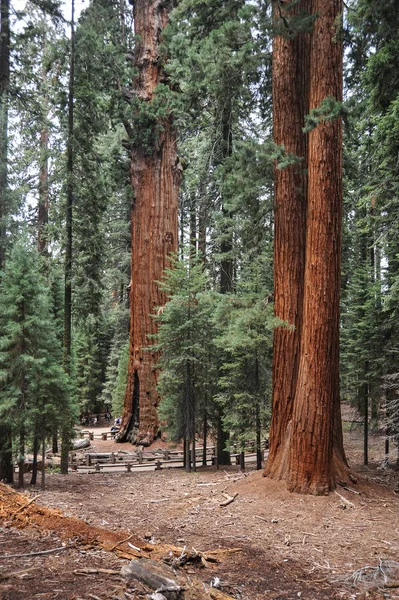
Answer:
[239,451,245,472]
[363,376,369,465]
[38,54,49,254]
[216,407,230,466]
[118,0,180,445]
[41,437,46,491]
[0,0,13,484]
[61,0,75,474]
[287,0,347,494]
[265,0,310,481]
[184,438,191,472]
[30,431,39,486]
[202,410,207,466]
[18,427,25,489]
[192,437,196,472]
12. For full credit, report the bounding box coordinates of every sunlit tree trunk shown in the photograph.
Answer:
[118,0,180,445]
[265,0,310,480]
[287,0,347,494]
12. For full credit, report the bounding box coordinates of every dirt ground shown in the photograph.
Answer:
[1,429,398,600]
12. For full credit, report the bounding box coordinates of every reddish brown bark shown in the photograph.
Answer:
[118,0,180,445]
[264,0,310,480]
[265,0,348,493]
[287,0,346,494]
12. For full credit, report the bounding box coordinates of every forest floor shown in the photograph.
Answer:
[1,429,399,600]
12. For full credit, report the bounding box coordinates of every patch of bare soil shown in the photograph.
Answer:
[1,430,398,600]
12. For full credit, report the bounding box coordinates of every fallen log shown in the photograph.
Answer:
[121,558,237,600]
[121,557,182,599]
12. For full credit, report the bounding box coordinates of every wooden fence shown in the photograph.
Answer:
[68,439,269,473]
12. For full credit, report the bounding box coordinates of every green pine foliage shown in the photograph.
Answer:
[213,254,274,449]
[155,252,219,444]
[111,340,129,418]
[0,238,74,479]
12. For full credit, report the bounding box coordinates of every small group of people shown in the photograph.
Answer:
[80,412,120,430]
[81,414,98,426]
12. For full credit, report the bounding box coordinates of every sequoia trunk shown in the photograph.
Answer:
[265,0,310,479]
[118,0,179,445]
[266,0,348,493]
[287,0,347,494]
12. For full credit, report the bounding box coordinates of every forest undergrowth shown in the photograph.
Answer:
[0,430,398,600]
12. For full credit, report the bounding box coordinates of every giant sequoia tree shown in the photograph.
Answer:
[118,0,180,445]
[265,0,348,494]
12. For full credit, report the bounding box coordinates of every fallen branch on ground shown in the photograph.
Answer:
[220,493,238,508]
[109,534,134,551]
[0,546,71,559]
[9,495,41,519]
[335,491,355,508]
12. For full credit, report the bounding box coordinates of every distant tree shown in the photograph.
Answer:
[0,0,12,483]
[0,239,72,488]
[214,253,274,469]
[155,252,218,470]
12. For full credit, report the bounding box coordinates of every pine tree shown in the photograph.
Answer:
[155,252,218,470]
[214,253,274,468]
[0,238,72,488]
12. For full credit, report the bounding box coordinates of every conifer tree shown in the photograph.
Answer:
[214,253,274,468]
[0,0,12,482]
[155,252,218,470]
[0,238,72,488]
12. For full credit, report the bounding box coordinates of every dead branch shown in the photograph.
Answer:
[109,533,134,551]
[74,567,120,576]
[9,494,41,519]
[220,493,238,507]
[338,482,361,495]
[335,491,355,508]
[0,546,71,559]
[0,567,36,580]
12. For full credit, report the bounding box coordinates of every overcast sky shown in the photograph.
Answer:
[62,0,86,22]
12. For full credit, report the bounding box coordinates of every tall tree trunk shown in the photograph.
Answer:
[61,0,75,474]
[217,105,233,467]
[202,410,208,467]
[0,0,13,484]
[287,0,347,494]
[265,0,310,480]
[118,0,180,446]
[38,51,49,255]
[38,128,49,252]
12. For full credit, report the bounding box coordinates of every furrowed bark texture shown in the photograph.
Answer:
[287,0,345,494]
[265,0,310,480]
[266,0,348,493]
[119,0,179,445]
